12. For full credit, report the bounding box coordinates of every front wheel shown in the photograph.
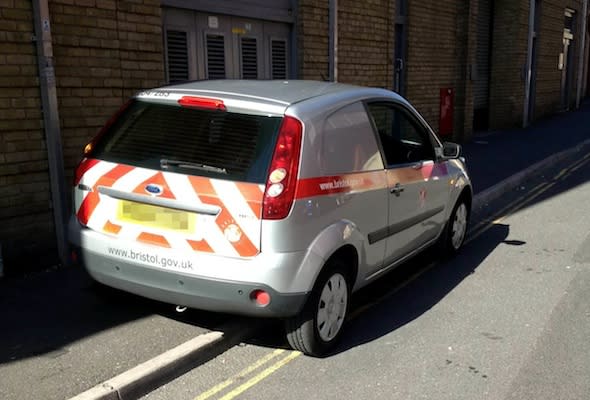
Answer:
[440,197,470,257]
[285,262,350,357]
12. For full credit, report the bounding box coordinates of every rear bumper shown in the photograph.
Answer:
[69,217,316,317]
[75,248,307,317]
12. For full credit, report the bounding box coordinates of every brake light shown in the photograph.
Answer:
[178,96,226,111]
[73,158,99,186]
[262,116,303,220]
[83,99,132,156]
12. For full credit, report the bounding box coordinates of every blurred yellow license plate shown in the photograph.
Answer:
[117,200,196,233]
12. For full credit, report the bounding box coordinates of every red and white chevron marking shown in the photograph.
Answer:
[75,159,264,258]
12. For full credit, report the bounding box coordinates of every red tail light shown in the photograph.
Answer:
[178,96,226,111]
[73,158,99,186]
[262,116,303,220]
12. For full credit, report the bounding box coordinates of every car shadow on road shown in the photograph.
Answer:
[0,266,227,364]
[332,223,510,355]
[244,223,511,356]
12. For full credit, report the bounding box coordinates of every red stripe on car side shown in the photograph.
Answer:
[295,171,388,199]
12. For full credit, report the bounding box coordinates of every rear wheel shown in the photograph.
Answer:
[285,262,350,357]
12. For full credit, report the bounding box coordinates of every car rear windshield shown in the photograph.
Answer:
[90,100,283,183]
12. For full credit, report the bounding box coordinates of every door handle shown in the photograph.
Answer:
[390,183,405,196]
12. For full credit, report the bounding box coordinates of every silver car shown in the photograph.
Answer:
[69,80,472,356]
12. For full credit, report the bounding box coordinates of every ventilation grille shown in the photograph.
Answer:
[241,37,258,79]
[271,39,287,80]
[206,34,226,79]
[166,30,189,83]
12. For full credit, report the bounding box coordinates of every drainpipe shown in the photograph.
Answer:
[32,0,69,266]
[523,0,536,127]
[576,0,588,108]
[329,0,338,82]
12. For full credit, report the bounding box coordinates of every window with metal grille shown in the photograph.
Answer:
[91,101,283,183]
[166,30,189,83]
[206,34,226,79]
[271,39,287,80]
[241,37,258,79]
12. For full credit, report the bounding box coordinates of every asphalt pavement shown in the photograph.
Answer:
[0,101,589,400]
[0,267,229,400]
[140,133,590,400]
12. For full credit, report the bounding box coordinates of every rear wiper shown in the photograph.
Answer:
[160,159,227,174]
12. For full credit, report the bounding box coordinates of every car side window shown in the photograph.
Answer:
[321,102,385,174]
[367,102,435,166]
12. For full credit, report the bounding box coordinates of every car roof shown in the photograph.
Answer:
[151,80,403,106]
[136,80,410,117]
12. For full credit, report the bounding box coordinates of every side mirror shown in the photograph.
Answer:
[442,142,461,159]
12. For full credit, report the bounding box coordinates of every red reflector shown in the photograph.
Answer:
[251,290,271,307]
[178,96,226,111]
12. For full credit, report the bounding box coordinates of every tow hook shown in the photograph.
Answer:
[175,305,187,313]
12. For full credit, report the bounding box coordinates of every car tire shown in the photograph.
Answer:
[285,261,350,357]
[440,196,470,257]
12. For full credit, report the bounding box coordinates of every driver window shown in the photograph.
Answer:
[367,103,434,166]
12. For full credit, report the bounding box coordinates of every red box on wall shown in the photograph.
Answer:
[439,88,454,137]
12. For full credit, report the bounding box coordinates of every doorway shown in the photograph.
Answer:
[560,9,576,110]
[473,0,494,131]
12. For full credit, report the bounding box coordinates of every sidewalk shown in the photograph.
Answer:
[0,102,589,400]
[462,100,590,197]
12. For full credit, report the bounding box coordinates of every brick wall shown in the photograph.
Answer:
[297,0,392,88]
[50,0,165,176]
[0,0,165,274]
[0,0,56,272]
[297,0,329,80]
[338,0,393,88]
[405,1,474,141]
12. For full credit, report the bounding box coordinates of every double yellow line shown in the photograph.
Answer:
[194,349,301,400]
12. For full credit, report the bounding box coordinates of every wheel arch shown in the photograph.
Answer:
[322,244,359,290]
